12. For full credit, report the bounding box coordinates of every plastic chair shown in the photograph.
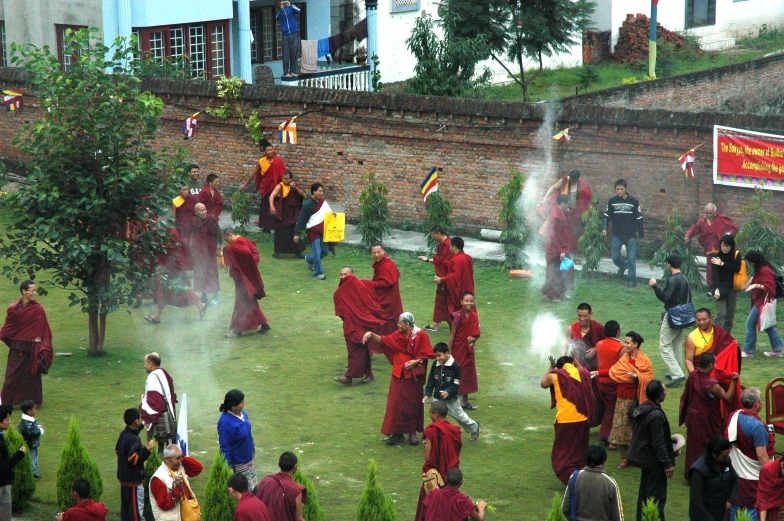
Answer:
[254,66,275,86]
[764,377,784,438]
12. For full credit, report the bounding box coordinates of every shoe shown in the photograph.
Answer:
[471,422,480,441]
[599,437,609,445]
[618,461,629,469]
[271,253,281,259]
[617,267,627,277]
[741,351,755,358]
[257,323,271,334]
[608,444,617,451]
[664,373,673,380]
[199,303,207,319]
[315,274,326,280]
[33,474,41,479]
[334,376,352,386]
[143,315,161,324]
[665,376,686,388]
[306,260,314,271]
[461,402,477,411]
[383,434,404,446]
[764,351,782,357]
[408,434,420,446]
[360,376,375,384]
[424,324,438,332]
[210,299,219,306]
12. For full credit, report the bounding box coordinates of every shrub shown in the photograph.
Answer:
[293,466,326,521]
[356,173,391,248]
[649,214,705,290]
[736,187,784,271]
[498,168,531,269]
[422,192,454,251]
[5,425,35,513]
[622,76,638,84]
[143,449,163,521]
[640,497,662,521]
[576,64,599,92]
[578,197,608,277]
[203,452,235,521]
[231,191,253,234]
[546,491,567,521]
[356,459,396,521]
[56,416,103,510]
[734,508,755,521]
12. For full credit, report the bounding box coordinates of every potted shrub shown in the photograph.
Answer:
[355,46,368,64]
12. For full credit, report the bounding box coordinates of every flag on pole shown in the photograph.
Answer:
[679,148,696,178]
[279,116,298,144]
[552,128,570,143]
[420,167,438,208]
[177,393,189,456]
[3,91,23,112]
[181,112,199,139]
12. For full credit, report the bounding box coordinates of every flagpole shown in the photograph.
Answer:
[649,0,659,78]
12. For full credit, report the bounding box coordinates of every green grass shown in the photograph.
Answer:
[3,222,784,520]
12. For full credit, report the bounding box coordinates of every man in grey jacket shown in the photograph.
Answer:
[562,444,623,521]
[649,254,691,387]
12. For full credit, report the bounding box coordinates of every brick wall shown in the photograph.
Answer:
[1,68,784,255]
[582,31,611,65]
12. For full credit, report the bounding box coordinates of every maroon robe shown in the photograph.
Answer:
[271,183,304,255]
[254,156,287,231]
[550,176,593,253]
[154,230,202,312]
[198,185,224,220]
[679,370,724,479]
[757,460,784,516]
[0,299,54,406]
[595,337,623,441]
[542,206,572,300]
[234,492,271,521]
[450,308,480,396]
[685,213,737,285]
[416,420,462,521]
[174,194,198,270]
[371,255,404,336]
[432,238,453,323]
[333,274,386,379]
[255,473,306,521]
[710,326,742,415]
[442,251,474,314]
[61,500,108,521]
[422,486,476,521]
[224,237,267,333]
[549,365,595,484]
[190,215,221,293]
[379,328,435,435]
[569,319,605,371]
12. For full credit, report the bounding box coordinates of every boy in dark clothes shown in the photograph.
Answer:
[0,404,26,520]
[18,399,43,479]
[423,343,480,440]
[115,408,156,521]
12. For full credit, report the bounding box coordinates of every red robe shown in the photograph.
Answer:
[154,229,202,312]
[550,365,595,484]
[0,299,54,406]
[710,326,742,415]
[422,486,476,521]
[550,177,593,253]
[61,500,108,521]
[569,320,605,371]
[198,186,224,220]
[450,308,480,395]
[333,274,386,379]
[271,183,304,255]
[756,460,784,516]
[224,237,267,332]
[234,492,271,521]
[255,473,306,521]
[379,328,435,435]
[416,420,462,521]
[542,206,572,300]
[174,194,198,270]
[679,370,724,479]
[442,251,474,314]
[594,337,623,441]
[190,215,221,293]
[685,213,738,283]
[371,255,404,336]
[432,239,453,323]
[254,155,287,231]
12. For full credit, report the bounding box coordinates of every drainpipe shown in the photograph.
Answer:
[366,0,378,91]
[238,0,253,82]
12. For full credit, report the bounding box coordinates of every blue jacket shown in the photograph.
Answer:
[276,5,300,35]
[217,411,255,467]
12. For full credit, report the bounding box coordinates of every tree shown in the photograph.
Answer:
[640,498,662,521]
[5,425,36,513]
[293,467,326,521]
[356,173,392,248]
[56,416,103,511]
[422,192,454,251]
[736,187,784,271]
[578,197,608,277]
[203,452,236,521]
[650,214,705,290]
[498,169,531,269]
[143,449,163,521]
[545,491,567,521]
[1,28,187,354]
[356,459,396,521]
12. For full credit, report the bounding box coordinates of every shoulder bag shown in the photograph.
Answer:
[151,373,177,440]
[732,251,747,291]
[759,293,777,331]
[667,288,696,330]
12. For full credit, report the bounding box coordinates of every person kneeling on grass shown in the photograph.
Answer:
[423,343,480,441]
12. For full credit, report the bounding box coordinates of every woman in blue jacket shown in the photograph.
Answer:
[217,389,257,490]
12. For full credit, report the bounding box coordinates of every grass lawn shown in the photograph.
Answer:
[3,222,784,520]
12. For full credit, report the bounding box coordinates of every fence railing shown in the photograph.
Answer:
[281,64,371,91]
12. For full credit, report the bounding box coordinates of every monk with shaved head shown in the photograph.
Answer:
[191,202,222,305]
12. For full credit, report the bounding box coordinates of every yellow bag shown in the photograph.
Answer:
[421,468,444,495]
[323,212,345,242]
[169,468,200,521]
[733,251,747,291]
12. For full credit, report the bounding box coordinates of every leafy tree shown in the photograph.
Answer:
[736,187,784,271]
[5,425,35,513]
[650,214,705,290]
[577,197,607,277]
[356,459,396,521]
[143,449,163,521]
[293,467,326,521]
[56,416,103,511]
[422,192,454,251]
[2,28,186,353]
[356,173,392,248]
[545,491,567,521]
[498,169,531,269]
[640,498,662,521]
[231,192,253,234]
[203,452,235,521]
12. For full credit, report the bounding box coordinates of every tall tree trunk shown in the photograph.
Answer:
[518,50,529,102]
[88,311,105,354]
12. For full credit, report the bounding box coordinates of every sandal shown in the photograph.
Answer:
[608,444,618,451]
[224,332,240,338]
[461,402,478,411]
[617,461,629,469]
[199,303,207,319]
[143,315,160,324]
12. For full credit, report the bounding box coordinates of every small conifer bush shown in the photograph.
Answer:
[578,197,608,277]
[546,491,567,521]
[293,466,326,521]
[56,416,103,510]
[640,498,662,521]
[498,168,531,269]
[356,459,396,521]
[143,449,163,521]
[203,452,236,521]
[422,192,453,251]
[5,425,35,512]
[357,173,392,248]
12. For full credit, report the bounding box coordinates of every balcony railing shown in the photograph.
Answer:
[281,63,371,91]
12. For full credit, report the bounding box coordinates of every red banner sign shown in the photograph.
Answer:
[713,125,784,191]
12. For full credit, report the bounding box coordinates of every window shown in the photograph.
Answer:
[250,4,307,63]
[391,0,419,14]
[685,0,716,28]
[0,21,7,67]
[133,21,230,79]
[56,24,88,71]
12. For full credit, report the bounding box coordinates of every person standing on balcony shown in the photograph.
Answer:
[277,0,301,77]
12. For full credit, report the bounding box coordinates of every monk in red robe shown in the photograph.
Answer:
[369,244,404,337]
[172,185,197,271]
[415,401,462,521]
[757,459,784,521]
[569,302,605,371]
[448,292,480,410]
[240,140,287,232]
[542,196,573,302]
[0,280,54,406]
[436,237,474,315]
[679,351,739,479]
[422,468,487,521]
[334,266,386,386]
[255,452,307,521]
[363,312,435,446]
[269,171,305,258]
[191,203,222,305]
[685,203,737,286]
[541,355,595,484]
[594,320,625,445]
[198,173,224,220]
[419,227,452,332]
[543,169,593,254]
[228,473,271,521]
[223,229,270,338]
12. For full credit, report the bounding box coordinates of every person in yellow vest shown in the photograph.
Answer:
[239,139,287,232]
[684,308,739,374]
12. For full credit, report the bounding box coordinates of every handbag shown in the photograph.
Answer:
[759,294,777,331]
[560,257,575,271]
[151,374,177,440]
[171,469,200,521]
[421,468,444,496]
[733,251,747,291]
[667,290,696,330]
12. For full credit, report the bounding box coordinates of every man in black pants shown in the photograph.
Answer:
[0,405,26,521]
[603,179,644,288]
[116,409,156,521]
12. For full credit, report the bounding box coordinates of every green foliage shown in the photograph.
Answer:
[371,54,383,92]
[578,197,608,277]
[498,168,531,269]
[546,492,567,521]
[734,508,755,521]
[207,76,244,119]
[3,27,188,353]
[356,459,396,521]
[5,425,36,513]
[293,467,326,521]
[137,55,195,79]
[231,192,253,234]
[203,452,236,521]
[640,498,662,521]
[56,416,103,511]
[356,173,392,248]
[0,161,6,190]
[737,23,784,49]
[736,188,784,270]
[622,76,639,84]
[650,214,705,290]
[143,450,163,521]
[245,113,264,143]
[422,192,454,251]
[399,220,417,232]
[576,64,599,91]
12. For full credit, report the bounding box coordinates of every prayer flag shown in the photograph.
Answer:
[3,90,23,112]
[420,167,438,208]
[177,393,189,456]
[553,128,570,143]
[679,148,696,178]
[181,112,199,139]
[279,116,298,144]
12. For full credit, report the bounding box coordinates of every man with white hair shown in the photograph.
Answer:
[685,203,737,286]
[149,445,203,521]
[363,312,435,446]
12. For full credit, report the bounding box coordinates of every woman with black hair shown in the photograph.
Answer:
[710,234,741,335]
[742,250,783,357]
[688,436,738,521]
[217,390,257,491]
